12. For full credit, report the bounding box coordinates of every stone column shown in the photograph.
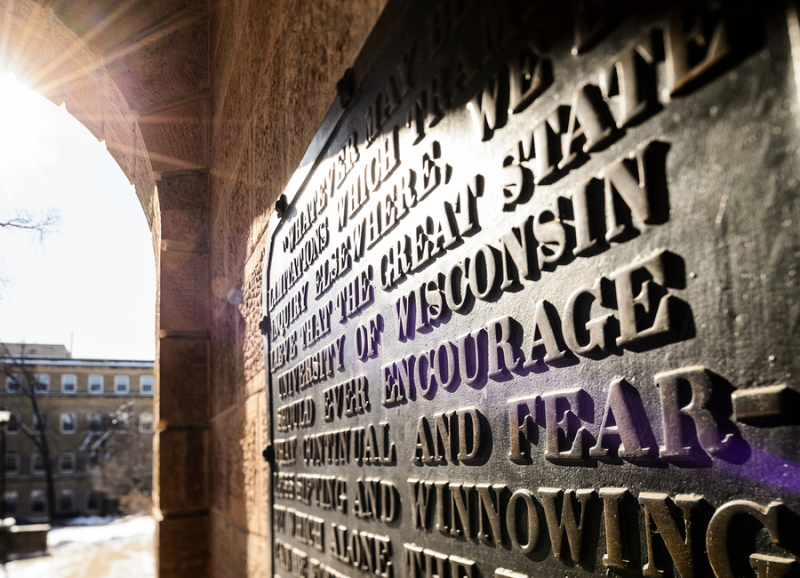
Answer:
[154,172,211,578]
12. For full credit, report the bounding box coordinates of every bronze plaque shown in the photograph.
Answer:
[262,1,800,577]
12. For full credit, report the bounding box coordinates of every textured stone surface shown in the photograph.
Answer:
[158,337,209,427]
[241,0,291,120]
[134,125,156,228]
[49,0,200,55]
[159,250,210,333]
[106,15,209,112]
[209,302,244,416]
[7,2,62,94]
[210,511,247,578]
[209,204,229,301]
[154,429,208,514]
[225,130,251,284]
[157,515,209,577]
[209,415,227,514]
[44,21,105,137]
[251,54,286,244]
[62,65,106,141]
[282,0,387,173]
[209,484,269,578]
[211,63,246,213]
[222,404,245,528]
[242,245,264,387]
[139,98,209,173]
[102,72,136,181]
[243,393,265,536]
[158,172,210,246]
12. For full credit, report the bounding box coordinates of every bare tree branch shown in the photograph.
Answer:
[79,399,151,505]
[0,210,60,243]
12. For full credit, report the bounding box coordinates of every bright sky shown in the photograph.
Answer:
[0,73,156,361]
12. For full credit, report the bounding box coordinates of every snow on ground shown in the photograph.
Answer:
[46,515,155,553]
[3,515,155,578]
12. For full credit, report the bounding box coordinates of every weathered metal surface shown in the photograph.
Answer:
[262,1,800,577]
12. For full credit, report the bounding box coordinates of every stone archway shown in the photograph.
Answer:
[1,0,391,576]
[0,1,210,575]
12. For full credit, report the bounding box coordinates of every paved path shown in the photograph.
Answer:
[3,516,155,578]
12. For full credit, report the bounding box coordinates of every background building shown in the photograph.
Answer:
[0,344,153,522]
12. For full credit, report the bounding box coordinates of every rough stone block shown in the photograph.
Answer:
[157,514,209,577]
[106,15,209,111]
[158,336,209,427]
[209,143,229,235]
[210,302,245,416]
[226,130,251,283]
[209,207,229,304]
[209,511,269,578]
[52,12,96,66]
[159,250,210,333]
[35,23,103,137]
[282,0,386,171]
[103,72,136,180]
[256,390,269,538]
[243,248,265,385]
[209,417,227,514]
[62,65,106,142]
[104,120,135,183]
[51,0,193,52]
[223,404,246,528]
[158,171,209,246]
[242,0,291,110]
[139,98,208,173]
[151,190,163,259]
[243,393,265,536]
[211,65,245,206]
[209,0,242,147]
[154,429,208,514]
[134,125,156,229]
[11,5,64,101]
[210,510,247,578]
[251,53,286,244]
[246,533,269,578]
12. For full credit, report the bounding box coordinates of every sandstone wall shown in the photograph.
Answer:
[206,0,389,575]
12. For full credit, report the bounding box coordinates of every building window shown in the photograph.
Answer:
[59,452,75,474]
[87,412,103,432]
[7,413,20,435]
[60,412,77,434]
[85,490,101,513]
[89,374,103,394]
[3,492,17,516]
[31,453,45,474]
[140,375,154,394]
[87,452,99,469]
[33,414,48,434]
[139,412,154,433]
[30,491,46,515]
[61,374,77,393]
[58,489,74,513]
[4,452,19,475]
[114,375,129,394]
[5,375,21,393]
[33,374,49,393]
